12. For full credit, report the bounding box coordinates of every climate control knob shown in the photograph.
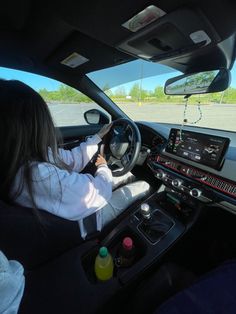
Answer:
[172,179,183,188]
[190,188,202,198]
[156,170,166,179]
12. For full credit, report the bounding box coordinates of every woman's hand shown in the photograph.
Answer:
[97,123,112,139]
[95,154,107,167]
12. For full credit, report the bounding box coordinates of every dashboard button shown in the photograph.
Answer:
[172,179,183,188]
[190,188,202,198]
[156,170,166,179]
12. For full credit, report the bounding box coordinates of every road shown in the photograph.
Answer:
[48,102,236,132]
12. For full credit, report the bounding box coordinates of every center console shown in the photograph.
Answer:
[147,128,236,207]
[82,192,186,286]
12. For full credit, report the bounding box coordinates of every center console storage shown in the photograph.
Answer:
[82,191,186,285]
[82,227,147,284]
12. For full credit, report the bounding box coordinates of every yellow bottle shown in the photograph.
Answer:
[94,247,114,281]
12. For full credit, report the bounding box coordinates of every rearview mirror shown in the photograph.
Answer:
[164,68,231,95]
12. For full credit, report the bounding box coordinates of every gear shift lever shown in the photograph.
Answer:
[138,203,173,243]
[140,203,151,220]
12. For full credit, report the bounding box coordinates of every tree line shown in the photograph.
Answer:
[39,83,236,104]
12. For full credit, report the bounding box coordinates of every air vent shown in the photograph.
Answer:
[199,175,236,197]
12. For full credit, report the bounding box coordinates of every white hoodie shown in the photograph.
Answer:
[13,134,113,238]
[0,251,25,314]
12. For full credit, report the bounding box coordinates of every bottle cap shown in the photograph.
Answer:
[99,247,108,257]
[122,237,133,251]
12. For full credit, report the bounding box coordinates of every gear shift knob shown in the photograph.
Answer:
[140,203,151,220]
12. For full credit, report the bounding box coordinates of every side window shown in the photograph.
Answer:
[40,86,111,127]
[0,67,111,127]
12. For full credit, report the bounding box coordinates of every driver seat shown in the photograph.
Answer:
[0,200,83,270]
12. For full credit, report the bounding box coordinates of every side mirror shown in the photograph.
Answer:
[164,68,231,95]
[84,109,110,125]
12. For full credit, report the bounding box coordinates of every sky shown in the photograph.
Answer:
[0,60,236,93]
[0,67,60,91]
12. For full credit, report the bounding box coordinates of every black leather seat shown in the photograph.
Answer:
[0,200,83,270]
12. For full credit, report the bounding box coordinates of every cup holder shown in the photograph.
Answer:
[82,227,147,284]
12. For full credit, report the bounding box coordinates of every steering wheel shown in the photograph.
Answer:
[100,118,141,177]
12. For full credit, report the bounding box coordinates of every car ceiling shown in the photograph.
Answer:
[0,0,235,88]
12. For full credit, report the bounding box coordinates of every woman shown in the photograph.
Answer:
[0,79,150,238]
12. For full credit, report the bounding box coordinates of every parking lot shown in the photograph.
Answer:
[48,102,236,132]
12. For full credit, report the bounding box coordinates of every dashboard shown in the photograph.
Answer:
[137,121,236,212]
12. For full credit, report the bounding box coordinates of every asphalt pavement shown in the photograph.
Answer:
[48,102,236,132]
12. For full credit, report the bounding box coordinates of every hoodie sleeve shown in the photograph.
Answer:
[27,161,113,222]
[58,134,101,172]
[56,164,113,220]
[0,251,25,314]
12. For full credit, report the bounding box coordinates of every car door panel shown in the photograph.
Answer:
[58,125,102,149]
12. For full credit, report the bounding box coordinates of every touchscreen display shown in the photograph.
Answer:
[165,129,230,169]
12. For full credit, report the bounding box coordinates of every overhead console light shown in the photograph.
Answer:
[122,5,166,33]
[138,54,152,59]
[118,8,220,62]
[190,30,211,45]
[61,52,89,68]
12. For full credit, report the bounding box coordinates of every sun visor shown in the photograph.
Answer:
[117,8,220,62]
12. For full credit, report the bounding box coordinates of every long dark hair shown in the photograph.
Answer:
[0,79,69,206]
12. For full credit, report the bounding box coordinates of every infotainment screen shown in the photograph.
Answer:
[165,129,230,170]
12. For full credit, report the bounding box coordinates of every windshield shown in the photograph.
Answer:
[88,60,236,132]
